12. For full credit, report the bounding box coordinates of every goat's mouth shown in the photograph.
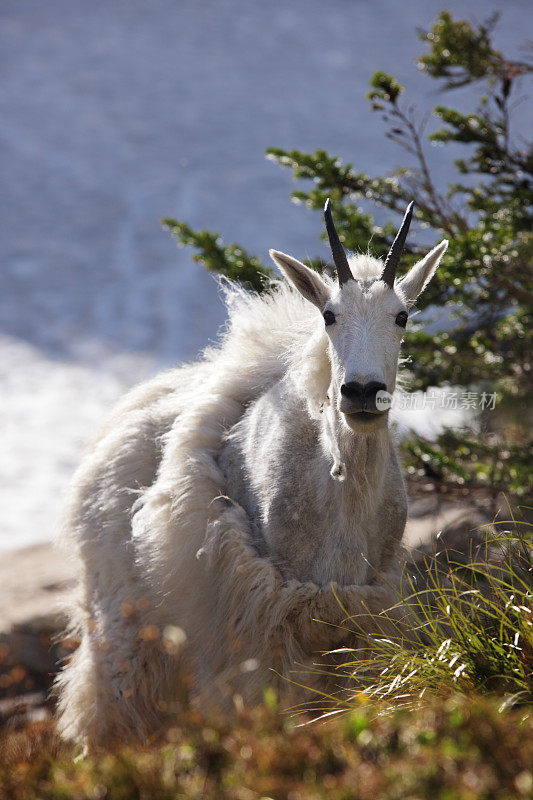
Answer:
[342,408,388,432]
[345,410,387,422]
[345,411,387,422]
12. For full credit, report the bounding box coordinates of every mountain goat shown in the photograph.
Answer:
[56,200,448,749]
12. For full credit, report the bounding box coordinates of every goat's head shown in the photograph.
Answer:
[270,199,448,435]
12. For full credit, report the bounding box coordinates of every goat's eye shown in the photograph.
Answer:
[395,310,408,328]
[323,310,336,326]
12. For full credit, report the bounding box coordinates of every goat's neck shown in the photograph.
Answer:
[322,401,391,491]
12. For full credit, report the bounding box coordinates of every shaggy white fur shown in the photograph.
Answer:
[55,251,444,749]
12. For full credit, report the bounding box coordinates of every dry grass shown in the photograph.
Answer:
[1,695,532,800]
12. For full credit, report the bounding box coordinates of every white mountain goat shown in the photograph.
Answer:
[56,200,448,749]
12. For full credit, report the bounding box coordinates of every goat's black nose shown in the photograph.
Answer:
[340,381,387,411]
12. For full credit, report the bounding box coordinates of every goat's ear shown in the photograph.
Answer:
[269,250,330,309]
[396,240,448,306]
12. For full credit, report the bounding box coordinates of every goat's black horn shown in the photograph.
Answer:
[324,198,353,286]
[381,201,414,289]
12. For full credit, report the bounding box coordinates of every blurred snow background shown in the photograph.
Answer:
[1,0,531,549]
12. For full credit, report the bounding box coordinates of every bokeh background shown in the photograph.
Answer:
[1,0,531,550]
